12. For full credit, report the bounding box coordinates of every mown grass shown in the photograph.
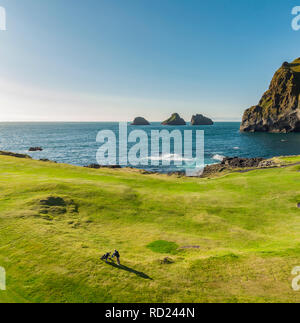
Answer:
[1,156,300,303]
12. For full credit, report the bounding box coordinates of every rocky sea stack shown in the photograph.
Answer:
[131,117,150,126]
[191,114,214,126]
[29,147,43,152]
[240,58,300,133]
[162,113,186,126]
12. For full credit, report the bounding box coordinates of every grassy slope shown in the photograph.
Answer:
[1,156,300,303]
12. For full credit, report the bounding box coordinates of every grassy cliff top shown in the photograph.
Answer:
[289,57,300,73]
[1,156,300,303]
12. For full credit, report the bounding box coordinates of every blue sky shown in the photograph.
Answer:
[0,0,299,121]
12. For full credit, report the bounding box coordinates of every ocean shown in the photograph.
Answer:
[1,122,300,173]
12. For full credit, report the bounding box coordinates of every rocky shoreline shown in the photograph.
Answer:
[200,157,277,177]
[0,150,284,178]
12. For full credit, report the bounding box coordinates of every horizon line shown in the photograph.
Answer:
[0,120,242,123]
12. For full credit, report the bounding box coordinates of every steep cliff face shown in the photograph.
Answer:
[240,58,300,133]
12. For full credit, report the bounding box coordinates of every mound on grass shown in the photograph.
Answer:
[28,195,79,220]
[1,154,300,303]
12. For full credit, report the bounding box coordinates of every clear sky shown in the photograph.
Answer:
[0,0,300,122]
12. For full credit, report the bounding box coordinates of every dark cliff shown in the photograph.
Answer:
[240,58,300,133]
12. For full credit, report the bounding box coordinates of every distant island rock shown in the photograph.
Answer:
[162,113,186,126]
[131,117,150,126]
[191,114,214,126]
[240,58,300,133]
[29,147,43,152]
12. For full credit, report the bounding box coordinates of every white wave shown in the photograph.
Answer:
[233,147,240,150]
[146,153,194,162]
[212,154,225,162]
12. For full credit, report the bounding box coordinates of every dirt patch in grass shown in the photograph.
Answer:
[160,257,175,265]
[180,246,200,249]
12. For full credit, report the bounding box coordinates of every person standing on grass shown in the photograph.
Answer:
[112,250,120,265]
[101,252,111,263]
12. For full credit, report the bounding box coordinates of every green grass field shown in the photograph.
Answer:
[1,155,300,303]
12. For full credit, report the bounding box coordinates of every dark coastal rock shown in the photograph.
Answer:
[85,164,101,169]
[0,151,32,159]
[258,160,277,168]
[240,58,300,133]
[221,157,265,168]
[162,113,186,126]
[101,165,122,169]
[84,164,121,169]
[167,171,186,177]
[201,164,227,177]
[29,147,43,152]
[191,114,214,126]
[201,157,266,177]
[131,117,150,126]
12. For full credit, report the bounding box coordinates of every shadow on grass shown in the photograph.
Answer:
[105,261,153,280]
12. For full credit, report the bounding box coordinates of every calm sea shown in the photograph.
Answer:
[1,122,300,173]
